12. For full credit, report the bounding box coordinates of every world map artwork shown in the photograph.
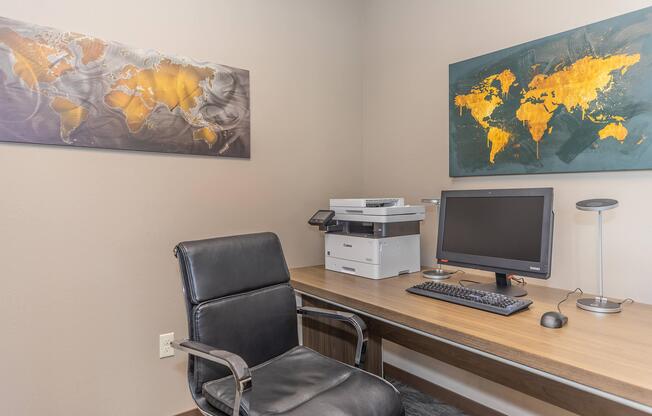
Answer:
[449,7,652,176]
[0,17,250,158]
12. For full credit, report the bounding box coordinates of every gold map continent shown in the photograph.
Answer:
[0,27,106,88]
[104,59,220,146]
[598,122,628,142]
[0,27,74,89]
[454,69,516,163]
[0,27,106,139]
[50,97,89,140]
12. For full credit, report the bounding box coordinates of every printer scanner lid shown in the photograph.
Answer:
[329,198,425,223]
[329,198,404,208]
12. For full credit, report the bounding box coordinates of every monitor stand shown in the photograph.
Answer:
[470,273,527,297]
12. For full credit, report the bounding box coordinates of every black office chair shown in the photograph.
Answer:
[172,232,404,416]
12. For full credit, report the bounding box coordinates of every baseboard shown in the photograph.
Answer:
[175,409,201,416]
[384,363,507,416]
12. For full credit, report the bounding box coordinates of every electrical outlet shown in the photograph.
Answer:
[159,332,175,358]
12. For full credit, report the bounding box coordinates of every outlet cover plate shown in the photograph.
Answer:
[159,332,175,358]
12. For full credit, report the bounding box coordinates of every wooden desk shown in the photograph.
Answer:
[291,266,652,416]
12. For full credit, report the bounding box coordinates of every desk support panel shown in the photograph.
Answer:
[301,297,383,376]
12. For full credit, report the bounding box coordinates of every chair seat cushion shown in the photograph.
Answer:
[202,346,404,416]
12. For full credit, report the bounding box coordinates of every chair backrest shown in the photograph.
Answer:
[175,232,299,394]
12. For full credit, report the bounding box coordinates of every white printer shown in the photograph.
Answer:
[308,198,424,279]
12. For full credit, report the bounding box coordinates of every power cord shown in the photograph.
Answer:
[443,269,465,276]
[557,288,583,314]
[510,276,526,286]
[557,288,634,313]
[618,298,635,306]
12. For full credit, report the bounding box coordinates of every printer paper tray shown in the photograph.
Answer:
[325,257,397,280]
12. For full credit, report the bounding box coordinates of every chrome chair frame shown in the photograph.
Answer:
[172,306,368,416]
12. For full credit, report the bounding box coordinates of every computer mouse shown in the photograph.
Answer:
[540,311,568,329]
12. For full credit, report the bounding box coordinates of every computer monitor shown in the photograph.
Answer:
[436,188,554,297]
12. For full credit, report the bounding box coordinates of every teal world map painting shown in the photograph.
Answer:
[449,6,652,176]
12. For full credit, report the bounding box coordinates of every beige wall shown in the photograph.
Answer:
[362,0,652,304]
[361,1,652,415]
[0,1,363,415]
[4,1,652,415]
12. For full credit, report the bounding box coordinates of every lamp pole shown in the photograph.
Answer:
[421,198,455,279]
[575,198,622,313]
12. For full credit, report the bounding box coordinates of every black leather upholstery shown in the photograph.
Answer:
[203,346,403,416]
[175,232,404,416]
[177,232,290,303]
[193,284,298,383]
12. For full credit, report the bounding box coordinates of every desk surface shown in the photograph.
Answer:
[290,266,652,409]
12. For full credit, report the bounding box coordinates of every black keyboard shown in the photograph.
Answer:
[406,281,532,316]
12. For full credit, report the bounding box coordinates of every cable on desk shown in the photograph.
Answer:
[557,288,583,314]
[557,290,634,313]
[510,276,526,286]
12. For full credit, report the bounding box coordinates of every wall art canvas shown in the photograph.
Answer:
[0,16,250,158]
[449,7,652,176]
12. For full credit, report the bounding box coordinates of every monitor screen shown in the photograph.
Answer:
[437,188,553,279]
[441,196,543,262]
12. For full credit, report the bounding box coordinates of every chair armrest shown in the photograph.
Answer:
[172,340,251,416]
[297,306,368,368]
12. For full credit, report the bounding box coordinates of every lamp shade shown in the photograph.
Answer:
[576,198,619,211]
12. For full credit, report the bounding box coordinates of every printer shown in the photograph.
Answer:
[308,198,424,279]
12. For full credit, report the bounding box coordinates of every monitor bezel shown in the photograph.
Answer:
[436,187,554,279]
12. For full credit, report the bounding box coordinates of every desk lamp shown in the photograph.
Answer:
[575,198,622,313]
[421,198,455,279]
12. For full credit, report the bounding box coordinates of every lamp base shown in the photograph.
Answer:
[422,269,455,280]
[576,297,622,313]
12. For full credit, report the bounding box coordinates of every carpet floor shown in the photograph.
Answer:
[388,378,468,416]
